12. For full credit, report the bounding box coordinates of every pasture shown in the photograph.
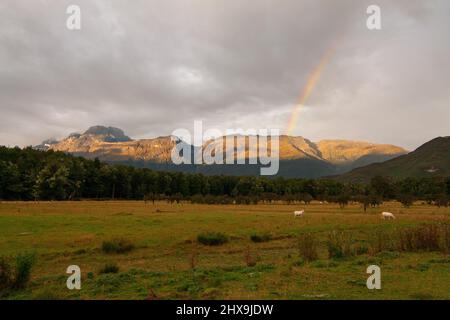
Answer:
[0,201,448,300]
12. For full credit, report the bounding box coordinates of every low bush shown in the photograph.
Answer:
[298,233,318,262]
[291,258,305,267]
[99,263,120,274]
[13,253,36,289]
[102,238,135,254]
[368,229,396,254]
[0,253,36,292]
[434,194,449,207]
[326,231,354,259]
[397,223,448,253]
[197,232,229,246]
[189,247,198,270]
[244,246,257,267]
[0,257,13,291]
[355,244,369,255]
[397,194,415,208]
[368,223,449,254]
[250,232,272,243]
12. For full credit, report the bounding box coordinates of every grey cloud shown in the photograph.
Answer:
[0,0,449,149]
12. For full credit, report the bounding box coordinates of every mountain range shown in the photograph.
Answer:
[35,126,409,178]
[336,136,450,182]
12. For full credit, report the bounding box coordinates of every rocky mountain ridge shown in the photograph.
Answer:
[35,126,408,178]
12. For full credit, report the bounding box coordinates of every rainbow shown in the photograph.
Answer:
[285,44,338,136]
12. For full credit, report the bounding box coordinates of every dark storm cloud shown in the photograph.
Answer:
[0,0,449,149]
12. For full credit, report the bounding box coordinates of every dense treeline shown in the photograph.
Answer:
[0,146,449,207]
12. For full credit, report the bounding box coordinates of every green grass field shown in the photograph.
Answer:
[0,201,449,300]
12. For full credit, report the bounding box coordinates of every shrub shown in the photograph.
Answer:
[102,238,135,254]
[189,247,198,270]
[197,232,229,246]
[292,258,305,267]
[355,244,369,255]
[434,195,449,208]
[397,194,415,208]
[74,248,87,255]
[297,233,318,262]
[397,223,446,252]
[442,223,450,253]
[368,223,449,254]
[244,246,257,267]
[326,231,354,259]
[337,194,350,208]
[0,257,13,291]
[368,229,395,254]
[250,232,272,243]
[13,253,36,289]
[417,263,430,272]
[421,225,439,251]
[99,263,119,274]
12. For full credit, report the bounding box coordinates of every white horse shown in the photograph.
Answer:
[381,212,396,220]
[294,210,305,217]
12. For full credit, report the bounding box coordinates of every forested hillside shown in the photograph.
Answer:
[337,137,450,182]
[0,146,449,206]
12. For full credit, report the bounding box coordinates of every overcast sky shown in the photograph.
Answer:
[0,0,449,149]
